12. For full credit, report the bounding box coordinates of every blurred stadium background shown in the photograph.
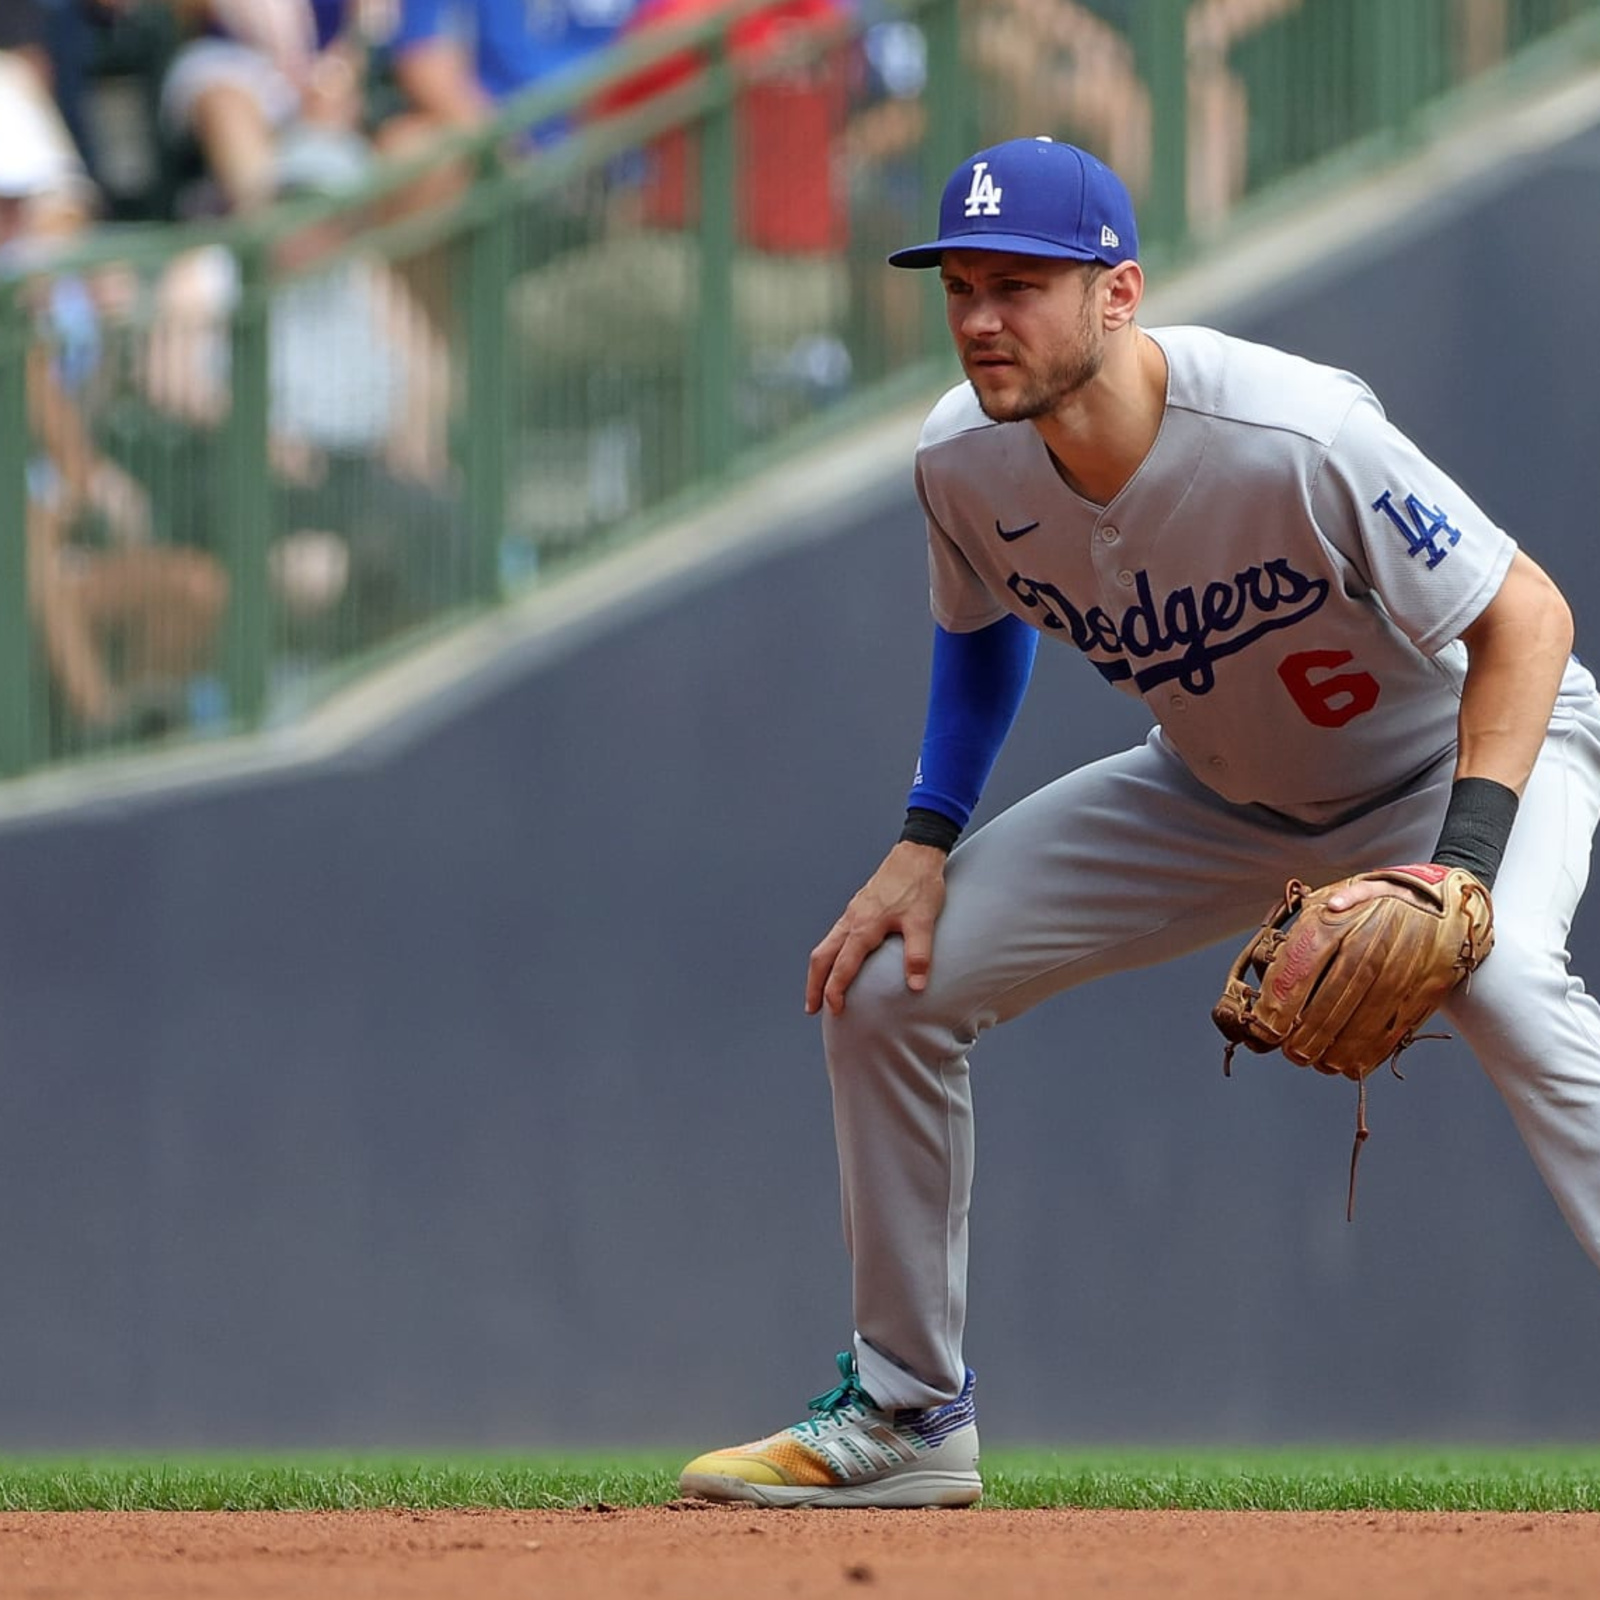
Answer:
[3,0,1600,1450]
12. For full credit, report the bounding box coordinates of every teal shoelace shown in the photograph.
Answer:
[802,1350,876,1427]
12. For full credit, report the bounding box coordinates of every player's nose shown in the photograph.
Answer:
[952,293,1004,338]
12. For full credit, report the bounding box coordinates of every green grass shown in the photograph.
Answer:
[985,1448,1600,1511]
[0,1455,683,1512]
[2,1449,1600,1512]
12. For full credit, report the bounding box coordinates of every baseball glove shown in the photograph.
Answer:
[1211,864,1495,1219]
[1212,863,1495,1081]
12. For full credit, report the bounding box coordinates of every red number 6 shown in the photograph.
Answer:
[1276,649,1380,728]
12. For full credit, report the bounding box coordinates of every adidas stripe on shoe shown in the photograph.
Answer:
[679,1351,981,1509]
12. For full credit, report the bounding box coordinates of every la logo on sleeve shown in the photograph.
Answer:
[1371,489,1462,570]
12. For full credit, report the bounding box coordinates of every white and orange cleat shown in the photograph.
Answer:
[679,1352,981,1509]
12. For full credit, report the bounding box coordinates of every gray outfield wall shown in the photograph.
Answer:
[3,116,1600,1452]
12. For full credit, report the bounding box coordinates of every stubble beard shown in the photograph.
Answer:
[966,299,1105,424]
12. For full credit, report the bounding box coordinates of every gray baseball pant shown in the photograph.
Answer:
[824,688,1600,1410]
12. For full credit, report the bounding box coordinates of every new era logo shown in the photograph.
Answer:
[1100,224,1119,248]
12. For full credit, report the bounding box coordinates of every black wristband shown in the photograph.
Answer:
[900,806,962,853]
[1431,776,1520,889]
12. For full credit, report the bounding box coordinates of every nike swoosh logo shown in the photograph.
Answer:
[995,519,1040,543]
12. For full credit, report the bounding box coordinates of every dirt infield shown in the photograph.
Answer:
[5,1505,1600,1598]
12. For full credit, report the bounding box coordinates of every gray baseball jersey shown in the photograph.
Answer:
[915,324,1535,824]
[818,324,1600,1420]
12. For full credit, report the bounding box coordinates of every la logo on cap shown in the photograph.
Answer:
[963,160,1002,218]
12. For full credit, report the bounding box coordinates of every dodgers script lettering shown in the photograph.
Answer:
[1005,559,1331,695]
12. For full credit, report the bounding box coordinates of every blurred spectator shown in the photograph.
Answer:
[0,2,101,230]
[487,0,855,544]
[966,0,1307,238]
[514,0,854,382]
[160,0,372,212]
[33,1,147,188]
[20,1,190,223]
[0,0,50,78]
[141,124,465,654]
[2,58,228,741]
[1185,0,1302,233]
[596,0,850,250]
[380,0,636,141]
[371,0,639,275]
[840,5,928,377]
[0,0,112,233]
[966,0,1151,200]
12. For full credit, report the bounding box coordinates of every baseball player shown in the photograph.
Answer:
[679,135,1600,1508]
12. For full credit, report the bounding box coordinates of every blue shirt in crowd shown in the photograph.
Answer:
[390,0,636,102]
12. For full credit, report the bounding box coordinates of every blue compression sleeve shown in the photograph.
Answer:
[907,615,1038,830]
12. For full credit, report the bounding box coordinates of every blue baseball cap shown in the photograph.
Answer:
[888,136,1138,269]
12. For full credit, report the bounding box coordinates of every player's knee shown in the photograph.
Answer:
[820,938,974,1077]
[821,939,920,1050]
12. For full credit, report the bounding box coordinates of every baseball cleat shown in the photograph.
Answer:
[678,1351,981,1509]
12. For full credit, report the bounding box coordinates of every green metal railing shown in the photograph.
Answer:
[4,0,1599,781]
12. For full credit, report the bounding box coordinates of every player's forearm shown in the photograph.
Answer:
[1453,552,1573,794]
[904,615,1038,848]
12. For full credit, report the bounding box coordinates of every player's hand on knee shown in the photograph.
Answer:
[805,842,948,1017]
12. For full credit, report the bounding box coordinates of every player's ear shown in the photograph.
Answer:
[1101,260,1143,331]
